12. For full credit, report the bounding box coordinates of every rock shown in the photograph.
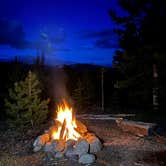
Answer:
[64,139,76,152]
[78,153,95,164]
[74,139,89,157]
[44,140,65,153]
[33,145,42,152]
[65,148,78,160]
[55,151,64,158]
[54,139,65,152]
[76,120,88,135]
[44,142,54,152]
[66,139,76,147]
[116,119,157,136]
[33,133,50,152]
[51,139,59,147]
[33,133,50,146]
[86,135,102,153]
[45,152,55,162]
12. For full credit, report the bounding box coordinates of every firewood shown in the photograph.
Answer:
[60,119,66,140]
[76,120,87,135]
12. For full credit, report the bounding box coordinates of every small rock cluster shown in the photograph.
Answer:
[33,120,102,165]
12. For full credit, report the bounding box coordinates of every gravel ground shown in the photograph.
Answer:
[0,119,166,166]
[82,119,166,166]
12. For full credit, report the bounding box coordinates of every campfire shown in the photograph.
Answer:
[33,100,102,165]
[52,100,80,141]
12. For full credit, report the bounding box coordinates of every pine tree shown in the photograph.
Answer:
[72,73,95,111]
[5,71,49,129]
[109,0,166,109]
[72,78,84,110]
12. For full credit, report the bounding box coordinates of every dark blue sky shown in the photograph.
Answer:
[0,0,122,66]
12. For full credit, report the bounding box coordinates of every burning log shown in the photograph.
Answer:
[48,120,63,140]
[49,126,59,139]
[75,120,88,135]
[59,119,67,140]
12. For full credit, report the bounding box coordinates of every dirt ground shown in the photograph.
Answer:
[0,119,166,166]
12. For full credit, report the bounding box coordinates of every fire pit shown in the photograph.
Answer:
[33,100,102,164]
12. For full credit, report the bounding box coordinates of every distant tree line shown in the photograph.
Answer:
[0,59,120,126]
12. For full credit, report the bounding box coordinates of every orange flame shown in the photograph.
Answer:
[52,100,80,141]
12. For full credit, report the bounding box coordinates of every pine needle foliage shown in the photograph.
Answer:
[5,71,49,129]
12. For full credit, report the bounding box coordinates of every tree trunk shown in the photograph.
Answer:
[101,68,105,111]
[153,64,159,110]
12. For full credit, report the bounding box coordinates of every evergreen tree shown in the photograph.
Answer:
[109,0,166,109]
[72,73,95,111]
[72,78,84,110]
[5,71,49,129]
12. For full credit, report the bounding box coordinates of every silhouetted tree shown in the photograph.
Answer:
[72,70,97,111]
[110,0,166,109]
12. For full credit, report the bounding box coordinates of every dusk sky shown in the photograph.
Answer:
[0,0,123,66]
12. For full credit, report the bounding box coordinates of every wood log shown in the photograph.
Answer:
[59,119,66,139]
[77,114,123,120]
[49,123,61,139]
[75,120,88,135]
[116,119,157,136]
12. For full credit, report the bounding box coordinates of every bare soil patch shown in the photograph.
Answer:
[0,119,166,166]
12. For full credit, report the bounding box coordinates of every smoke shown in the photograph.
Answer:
[50,66,73,107]
[40,27,73,105]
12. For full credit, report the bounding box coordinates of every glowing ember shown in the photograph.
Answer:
[52,100,81,141]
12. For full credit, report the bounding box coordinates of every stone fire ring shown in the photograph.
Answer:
[33,120,102,165]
